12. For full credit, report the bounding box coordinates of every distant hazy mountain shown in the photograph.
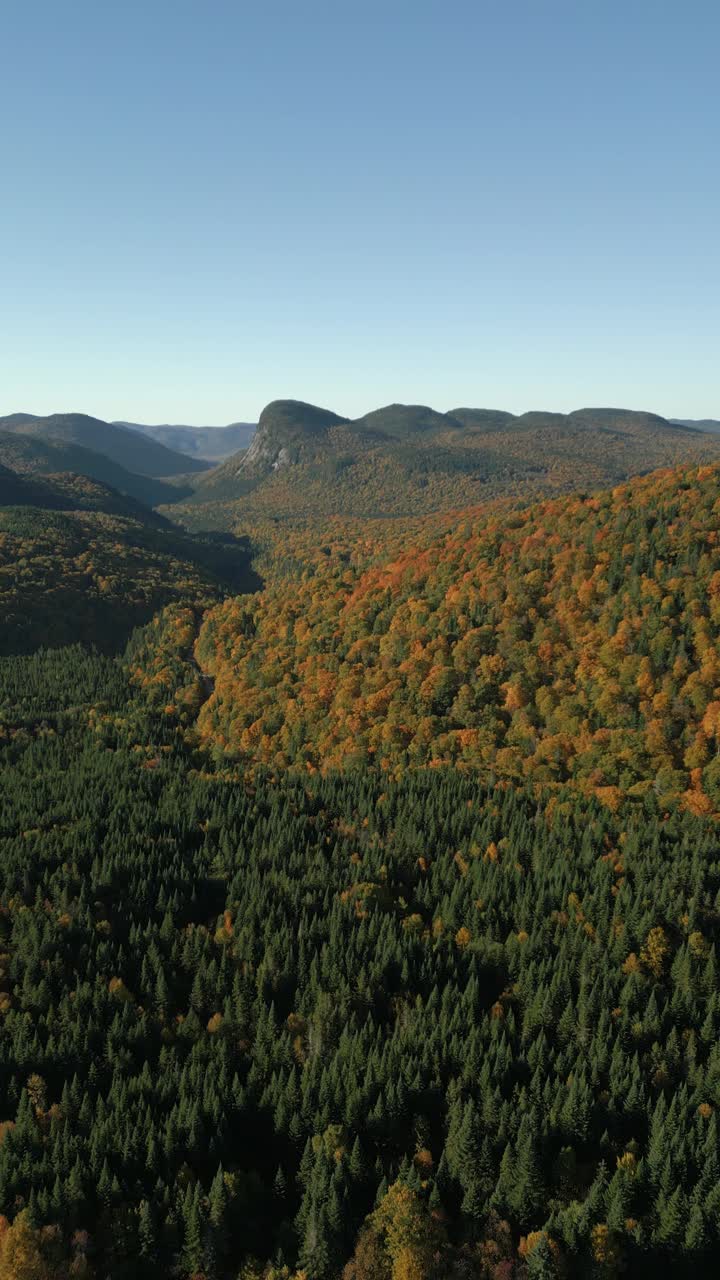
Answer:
[671,418,720,433]
[181,398,720,520]
[6,401,717,523]
[0,413,208,477]
[0,430,192,508]
[115,420,256,461]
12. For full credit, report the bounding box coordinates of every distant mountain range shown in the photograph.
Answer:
[2,401,719,527]
[0,413,211,507]
[115,420,256,461]
[228,401,711,482]
[0,428,193,508]
[0,413,207,476]
[180,398,720,520]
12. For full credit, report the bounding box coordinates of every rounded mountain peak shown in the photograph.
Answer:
[353,404,462,439]
[257,400,349,438]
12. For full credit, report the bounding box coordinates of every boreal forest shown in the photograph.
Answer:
[1,401,720,1279]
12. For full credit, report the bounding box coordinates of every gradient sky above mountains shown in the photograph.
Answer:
[2,0,718,423]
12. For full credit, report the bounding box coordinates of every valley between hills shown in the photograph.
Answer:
[0,398,720,1277]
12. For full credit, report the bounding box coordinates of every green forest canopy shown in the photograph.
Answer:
[0,459,720,1277]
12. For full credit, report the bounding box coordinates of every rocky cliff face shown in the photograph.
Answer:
[238,431,291,474]
[235,399,349,475]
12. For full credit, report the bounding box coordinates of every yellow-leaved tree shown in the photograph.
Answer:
[0,1211,57,1280]
[371,1182,443,1280]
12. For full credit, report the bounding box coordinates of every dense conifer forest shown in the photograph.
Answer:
[1,457,720,1277]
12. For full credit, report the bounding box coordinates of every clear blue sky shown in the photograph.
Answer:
[2,0,718,424]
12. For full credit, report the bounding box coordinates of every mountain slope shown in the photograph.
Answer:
[0,498,257,655]
[0,412,208,476]
[36,472,174,523]
[0,463,66,509]
[115,420,256,461]
[195,459,720,814]
[0,451,177,523]
[0,430,192,507]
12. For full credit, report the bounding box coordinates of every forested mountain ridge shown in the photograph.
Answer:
[0,462,67,509]
[0,503,257,655]
[0,413,208,476]
[194,460,720,814]
[30,472,174,523]
[0,465,172,523]
[180,398,720,521]
[0,428,194,508]
[672,418,720,433]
